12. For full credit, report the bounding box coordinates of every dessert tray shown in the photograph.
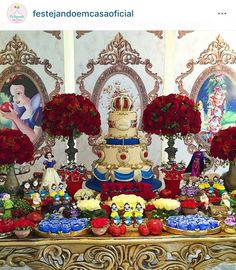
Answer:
[163,224,221,236]
[164,214,222,235]
[34,227,89,238]
[0,232,13,239]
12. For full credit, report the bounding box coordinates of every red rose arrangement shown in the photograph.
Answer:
[0,129,34,166]
[180,198,198,209]
[14,217,35,231]
[0,219,15,233]
[210,127,236,161]
[100,182,157,201]
[0,217,36,234]
[90,217,109,228]
[143,94,201,137]
[42,93,101,139]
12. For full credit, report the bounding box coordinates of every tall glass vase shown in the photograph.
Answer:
[4,164,20,195]
[224,161,236,191]
[65,135,78,164]
[165,136,177,163]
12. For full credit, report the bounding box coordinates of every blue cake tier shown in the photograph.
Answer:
[105,138,140,145]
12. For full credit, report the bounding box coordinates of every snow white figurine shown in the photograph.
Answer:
[41,151,61,192]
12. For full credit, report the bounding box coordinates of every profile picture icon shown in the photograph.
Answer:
[7,3,27,23]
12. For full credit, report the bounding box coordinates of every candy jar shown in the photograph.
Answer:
[110,202,120,225]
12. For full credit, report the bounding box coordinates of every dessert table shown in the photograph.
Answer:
[0,232,236,270]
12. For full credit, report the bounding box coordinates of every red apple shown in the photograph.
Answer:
[160,188,172,198]
[119,224,126,234]
[146,219,163,235]
[0,102,13,112]
[138,224,150,236]
[111,226,121,237]
[108,225,115,234]
[26,212,43,223]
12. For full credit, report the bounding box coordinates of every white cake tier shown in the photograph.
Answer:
[92,164,154,182]
[96,141,151,167]
[108,111,137,138]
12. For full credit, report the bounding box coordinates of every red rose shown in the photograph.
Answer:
[181,198,198,209]
[91,217,109,228]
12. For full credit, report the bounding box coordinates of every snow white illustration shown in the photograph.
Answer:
[0,74,43,143]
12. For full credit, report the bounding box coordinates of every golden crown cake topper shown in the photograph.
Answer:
[111,90,133,112]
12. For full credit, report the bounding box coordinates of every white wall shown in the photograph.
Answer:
[1,30,235,183]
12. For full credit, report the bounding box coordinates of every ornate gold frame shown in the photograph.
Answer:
[0,234,236,269]
[76,32,163,149]
[177,31,194,39]
[0,34,63,160]
[175,35,236,156]
[77,32,162,101]
[189,65,236,153]
[44,31,62,40]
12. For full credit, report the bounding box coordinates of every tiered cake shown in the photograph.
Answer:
[86,91,162,192]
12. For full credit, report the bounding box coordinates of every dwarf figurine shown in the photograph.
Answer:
[220,192,232,214]
[31,193,42,211]
[110,202,120,225]
[2,193,14,218]
[63,193,71,205]
[23,182,32,199]
[123,202,133,226]
[199,191,209,210]
[134,202,143,225]
[32,180,40,193]
[57,183,65,197]
[50,184,57,198]
[70,202,79,218]
[40,182,50,199]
